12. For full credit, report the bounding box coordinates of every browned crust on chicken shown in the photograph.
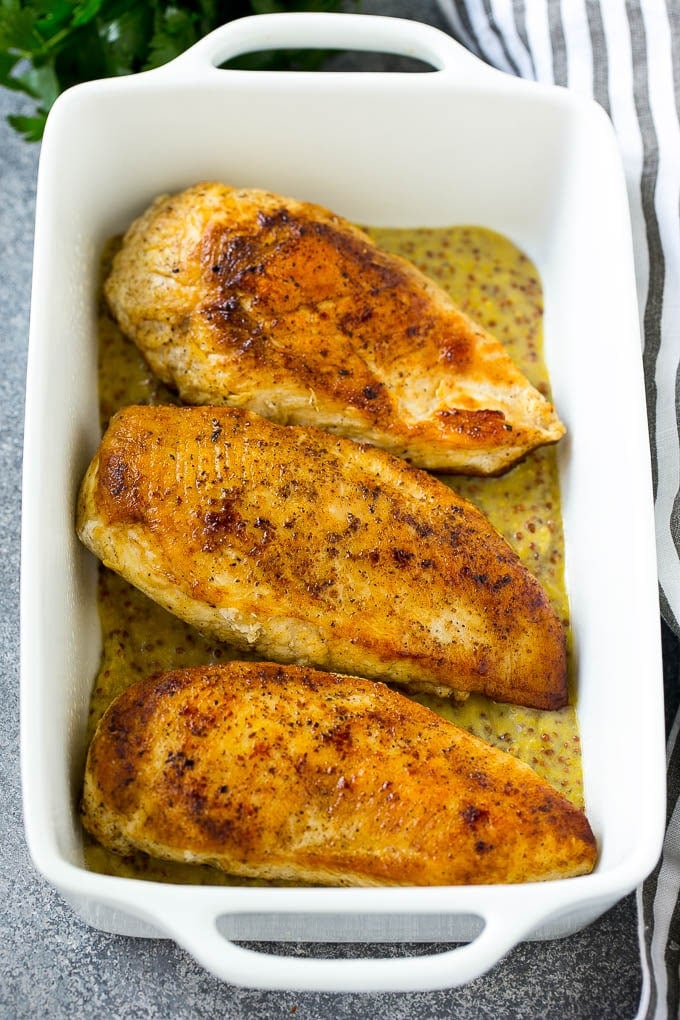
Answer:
[103,182,565,474]
[77,405,567,710]
[81,663,596,886]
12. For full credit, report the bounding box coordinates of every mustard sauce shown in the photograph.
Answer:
[84,226,582,883]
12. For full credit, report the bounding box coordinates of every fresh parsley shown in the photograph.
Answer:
[0,0,346,140]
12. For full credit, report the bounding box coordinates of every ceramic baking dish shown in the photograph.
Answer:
[21,12,665,993]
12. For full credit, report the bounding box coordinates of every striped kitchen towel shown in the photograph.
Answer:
[435,2,680,1016]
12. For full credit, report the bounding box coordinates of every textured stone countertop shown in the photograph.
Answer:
[0,4,644,1017]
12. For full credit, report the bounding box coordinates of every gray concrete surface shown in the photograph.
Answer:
[0,4,644,1017]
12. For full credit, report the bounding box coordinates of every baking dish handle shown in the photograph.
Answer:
[151,12,497,83]
[144,895,552,993]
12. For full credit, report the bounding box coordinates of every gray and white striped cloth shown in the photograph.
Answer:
[436,1,679,1016]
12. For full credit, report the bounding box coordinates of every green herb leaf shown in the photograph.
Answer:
[0,48,19,86]
[0,3,45,55]
[34,0,78,38]
[145,5,198,69]
[96,7,154,76]
[8,109,47,140]
[71,0,107,28]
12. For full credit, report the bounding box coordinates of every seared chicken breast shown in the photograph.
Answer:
[77,405,567,709]
[82,663,596,886]
[104,182,564,474]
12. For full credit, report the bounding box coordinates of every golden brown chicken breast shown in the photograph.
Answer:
[104,182,564,474]
[77,405,567,710]
[81,663,596,886]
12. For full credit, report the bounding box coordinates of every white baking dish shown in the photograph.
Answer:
[21,12,665,993]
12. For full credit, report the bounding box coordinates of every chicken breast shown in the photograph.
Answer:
[104,182,564,474]
[76,405,567,709]
[81,663,596,886]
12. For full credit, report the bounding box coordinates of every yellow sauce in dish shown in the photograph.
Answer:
[84,226,582,884]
